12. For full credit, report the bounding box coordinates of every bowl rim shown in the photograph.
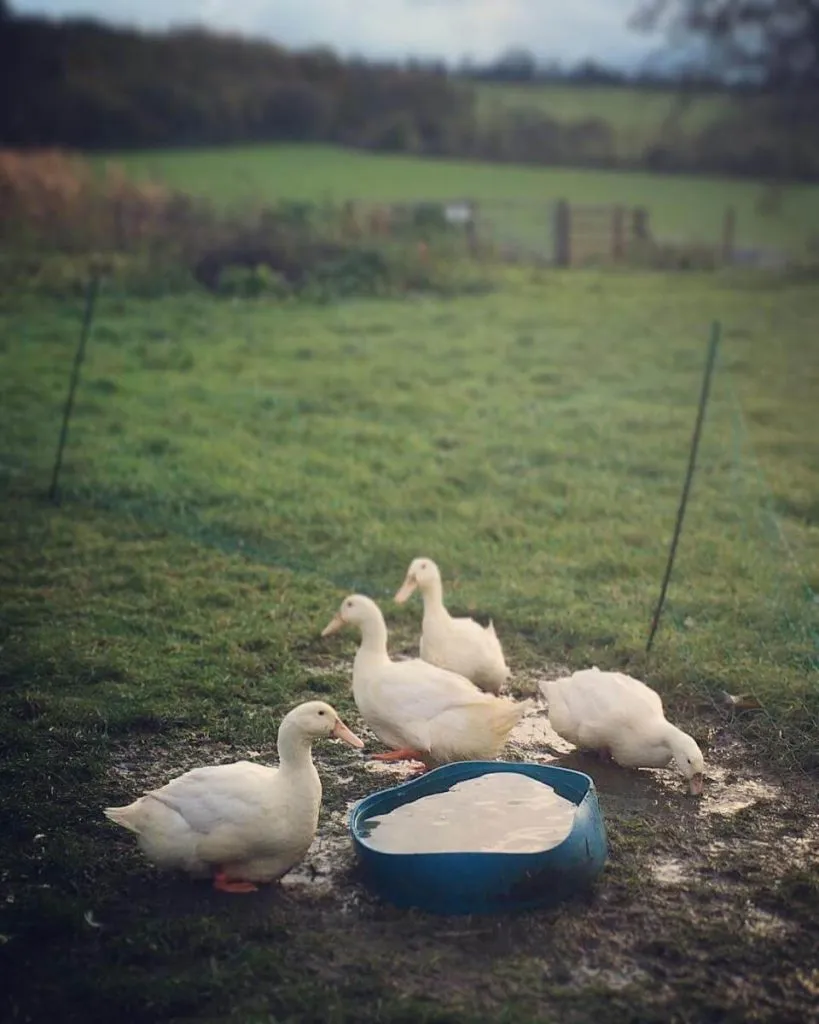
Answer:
[348,759,598,861]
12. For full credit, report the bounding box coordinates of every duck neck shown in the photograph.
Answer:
[420,578,447,619]
[275,721,320,784]
[637,720,681,765]
[662,722,695,759]
[354,612,390,667]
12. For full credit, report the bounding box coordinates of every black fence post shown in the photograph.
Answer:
[646,320,722,653]
[48,274,101,504]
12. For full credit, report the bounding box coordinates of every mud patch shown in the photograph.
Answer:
[507,705,574,758]
[573,962,651,992]
[361,759,423,780]
[744,905,793,938]
[699,771,780,815]
[87,704,819,1024]
[649,856,689,886]
[280,823,355,903]
[513,665,572,695]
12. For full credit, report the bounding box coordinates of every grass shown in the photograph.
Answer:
[107,143,819,252]
[472,82,742,155]
[1,268,816,741]
[1,268,817,1021]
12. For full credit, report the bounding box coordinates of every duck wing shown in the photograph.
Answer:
[369,659,495,751]
[144,761,277,834]
[558,669,665,732]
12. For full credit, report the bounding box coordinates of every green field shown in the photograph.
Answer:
[111,143,819,252]
[472,82,740,152]
[2,269,816,726]
[2,265,818,1020]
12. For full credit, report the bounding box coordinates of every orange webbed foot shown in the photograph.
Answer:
[213,871,258,894]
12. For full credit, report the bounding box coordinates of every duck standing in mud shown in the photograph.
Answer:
[541,667,705,795]
[322,594,531,769]
[104,701,363,892]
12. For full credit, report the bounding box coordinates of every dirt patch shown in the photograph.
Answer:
[310,702,816,1019]
[700,771,780,815]
[6,694,818,1024]
[648,855,689,885]
[506,702,575,757]
[103,697,818,911]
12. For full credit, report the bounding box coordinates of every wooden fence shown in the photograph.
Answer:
[553,202,746,267]
[553,201,650,267]
[342,198,772,270]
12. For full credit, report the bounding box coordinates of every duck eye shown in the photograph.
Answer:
[318,709,326,716]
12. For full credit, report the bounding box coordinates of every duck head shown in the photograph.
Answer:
[282,700,363,749]
[666,727,705,796]
[321,594,382,636]
[395,557,441,603]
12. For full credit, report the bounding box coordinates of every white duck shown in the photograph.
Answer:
[321,594,530,768]
[541,667,705,795]
[394,557,510,694]
[103,701,363,892]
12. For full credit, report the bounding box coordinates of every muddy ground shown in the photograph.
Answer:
[3,682,818,1024]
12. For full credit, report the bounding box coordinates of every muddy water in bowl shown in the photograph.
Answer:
[359,772,577,854]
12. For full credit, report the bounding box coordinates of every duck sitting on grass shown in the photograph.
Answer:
[104,700,363,892]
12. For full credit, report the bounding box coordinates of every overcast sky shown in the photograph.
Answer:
[13,0,660,68]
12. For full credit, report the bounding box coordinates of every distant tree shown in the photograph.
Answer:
[631,1,819,175]
[631,1,819,98]
[1,6,817,178]
[260,82,332,141]
[457,54,476,76]
[491,48,539,81]
[538,59,565,81]
[568,59,626,85]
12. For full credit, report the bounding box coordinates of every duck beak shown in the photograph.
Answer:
[689,772,704,796]
[332,718,364,749]
[321,613,345,637]
[394,575,417,603]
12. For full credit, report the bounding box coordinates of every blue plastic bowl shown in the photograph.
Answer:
[349,760,608,915]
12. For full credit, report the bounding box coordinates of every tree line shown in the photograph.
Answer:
[0,6,817,181]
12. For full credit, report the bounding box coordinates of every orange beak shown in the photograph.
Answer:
[394,576,417,604]
[321,613,345,637]
[331,717,364,749]
[689,772,704,796]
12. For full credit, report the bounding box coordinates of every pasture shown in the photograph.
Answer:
[1,266,817,1022]
[111,143,819,252]
[472,82,738,148]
